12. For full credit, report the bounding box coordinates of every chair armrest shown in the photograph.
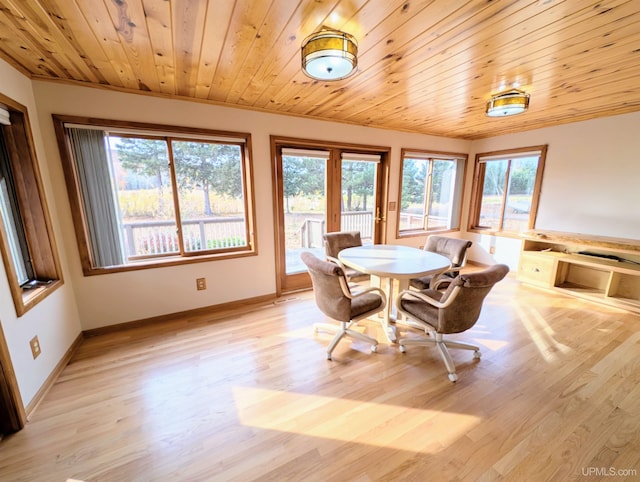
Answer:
[432,277,453,290]
[326,255,343,267]
[348,284,387,307]
[426,262,453,290]
[337,272,387,307]
[396,286,461,310]
[327,255,359,284]
[458,250,469,269]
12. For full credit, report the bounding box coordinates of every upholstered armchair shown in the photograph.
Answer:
[396,263,509,381]
[409,235,472,290]
[301,252,386,360]
[323,230,367,280]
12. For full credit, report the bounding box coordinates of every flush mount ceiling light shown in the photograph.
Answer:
[486,89,531,117]
[301,29,358,81]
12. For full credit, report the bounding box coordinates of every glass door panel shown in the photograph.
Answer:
[340,155,378,245]
[282,151,328,275]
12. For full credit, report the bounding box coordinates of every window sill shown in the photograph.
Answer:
[82,249,258,276]
[467,228,526,240]
[398,228,459,239]
[18,279,64,317]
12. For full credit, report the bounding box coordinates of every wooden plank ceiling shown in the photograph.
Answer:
[1,0,639,139]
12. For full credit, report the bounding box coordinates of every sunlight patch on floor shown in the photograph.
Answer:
[474,337,509,351]
[281,323,379,341]
[279,326,320,338]
[514,302,572,362]
[233,386,481,452]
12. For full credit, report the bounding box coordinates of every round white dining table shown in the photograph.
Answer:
[338,244,451,342]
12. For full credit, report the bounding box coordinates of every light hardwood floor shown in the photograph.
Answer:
[1,275,639,481]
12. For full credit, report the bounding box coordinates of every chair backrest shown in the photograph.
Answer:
[301,252,351,322]
[424,235,472,268]
[323,231,362,259]
[437,264,509,333]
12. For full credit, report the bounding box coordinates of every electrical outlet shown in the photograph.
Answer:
[30,336,41,359]
[489,246,496,255]
[196,278,207,290]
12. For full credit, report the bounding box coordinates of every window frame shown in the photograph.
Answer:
[53,115,257,275]
[396,148,467,239]
[0,95,63,316]
[468,145,547,236]
[0,134,33,284]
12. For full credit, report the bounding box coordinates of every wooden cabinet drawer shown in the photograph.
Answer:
[517,253,555,287]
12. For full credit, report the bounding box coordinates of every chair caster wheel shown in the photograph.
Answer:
[448,373,458,382]
[399,345,406,353]
[473,350,481,359]
[370,345,377,353]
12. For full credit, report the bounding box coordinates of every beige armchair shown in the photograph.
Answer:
[396,263,509,381]
[410,235,472,290]
[301,252,386,360]
[323,230,366,280]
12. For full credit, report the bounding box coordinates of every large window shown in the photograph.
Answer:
[0,98,62,316]
[468,145,547,235]
[398,149,466,236]
[54,116,256,274]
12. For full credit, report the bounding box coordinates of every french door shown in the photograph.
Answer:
[271,137,388,293]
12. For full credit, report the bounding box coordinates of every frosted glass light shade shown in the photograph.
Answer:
[301,29,357,81]
[486,89,530,117]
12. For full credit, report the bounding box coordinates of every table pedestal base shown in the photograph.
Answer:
[369,275,411,343]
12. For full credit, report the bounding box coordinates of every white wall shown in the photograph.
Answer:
[2,62,638,406]
[32,81,470,330]
[0,60,82,407]
[464,111,640,268]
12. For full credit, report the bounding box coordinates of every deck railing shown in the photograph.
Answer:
[398,212,449,231]
[300,211,374,248]
[122,217,246,257]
